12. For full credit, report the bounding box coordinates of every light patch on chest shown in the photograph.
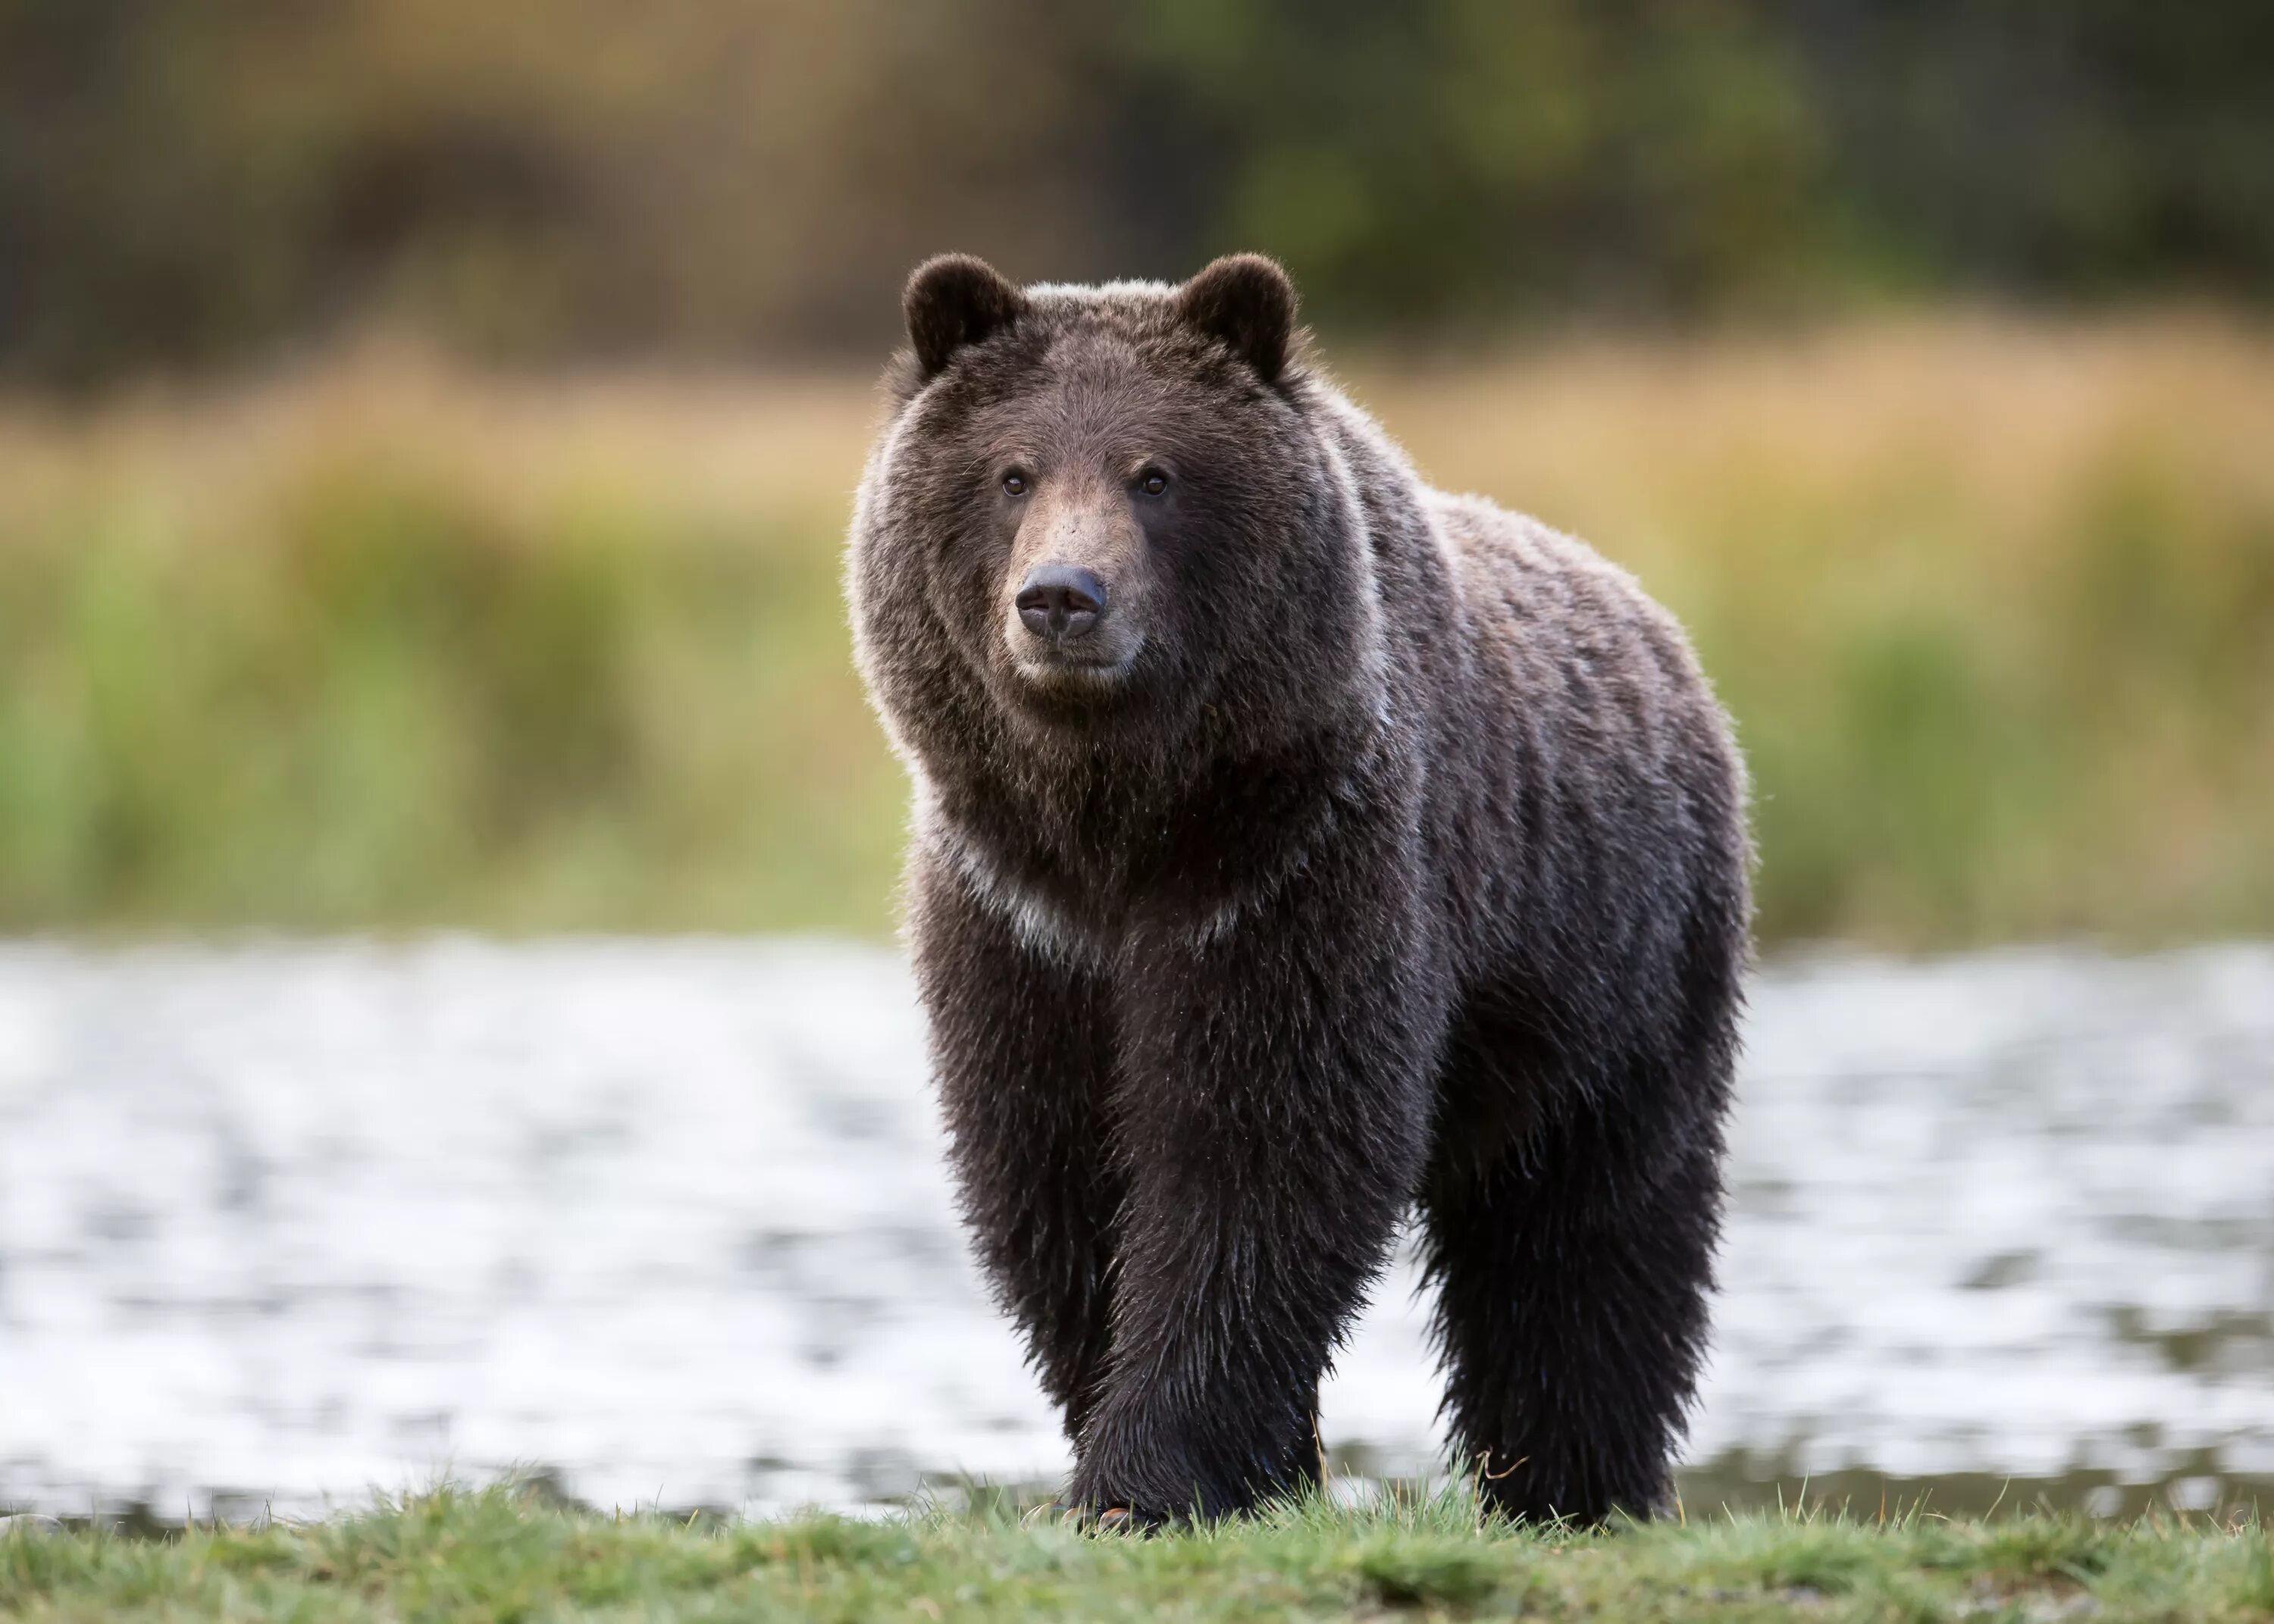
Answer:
[917,793,1107,972]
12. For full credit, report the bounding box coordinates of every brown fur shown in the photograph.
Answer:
[847,254,1751,1525]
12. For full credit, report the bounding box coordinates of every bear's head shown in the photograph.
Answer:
[852,254,1384,771]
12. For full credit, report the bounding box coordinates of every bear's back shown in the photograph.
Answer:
[1420,487,1726,774]
[1376,480,1745,988]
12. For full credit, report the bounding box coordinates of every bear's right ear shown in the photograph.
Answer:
[904,255,1026,380]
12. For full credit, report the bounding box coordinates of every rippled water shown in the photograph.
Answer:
[1,940,2268,1522]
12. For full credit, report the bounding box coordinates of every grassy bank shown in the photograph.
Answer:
[5,1486,2271,1622]
[3,314,2271,943]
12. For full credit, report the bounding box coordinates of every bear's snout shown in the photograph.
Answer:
[1015,564,1107,642]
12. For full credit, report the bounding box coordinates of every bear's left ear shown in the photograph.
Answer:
[904,255,1026,380]
[1176,254,1297,383]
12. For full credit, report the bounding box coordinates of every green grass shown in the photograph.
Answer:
[4,1484,2270,1622]
[2,316,2271,944]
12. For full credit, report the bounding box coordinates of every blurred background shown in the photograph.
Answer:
[0,0,2269,1525]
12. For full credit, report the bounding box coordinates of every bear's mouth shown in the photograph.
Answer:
[1009,645,1141,689]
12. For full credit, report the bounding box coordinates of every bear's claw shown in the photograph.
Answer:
[1059,1502,1152,1535]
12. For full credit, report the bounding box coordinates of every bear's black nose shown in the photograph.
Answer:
[1016,565,1107,640]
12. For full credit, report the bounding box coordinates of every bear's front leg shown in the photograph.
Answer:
[1068,859,1444,1523]
[909,851,1125,1443]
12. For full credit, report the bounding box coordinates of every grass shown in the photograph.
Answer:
[4,1483,2271,1622]
[2,311,2271,944]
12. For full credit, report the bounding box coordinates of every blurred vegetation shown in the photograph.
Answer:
[4,1,2272,383]
[2,318,2269,945]
[0,364,906,933]
[3,4,2268,942]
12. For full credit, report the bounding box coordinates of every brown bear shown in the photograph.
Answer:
[846,253,1750,1527]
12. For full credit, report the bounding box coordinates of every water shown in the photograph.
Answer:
[0,940,2268,1522]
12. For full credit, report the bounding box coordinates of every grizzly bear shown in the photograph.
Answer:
[847,253,1749,1527]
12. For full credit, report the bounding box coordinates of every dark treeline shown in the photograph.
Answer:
[4,0,2270,383]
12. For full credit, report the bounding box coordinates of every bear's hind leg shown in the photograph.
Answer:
[1418,1079,1723,1527]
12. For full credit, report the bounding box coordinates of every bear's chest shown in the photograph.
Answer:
[926,782,1186,959]
[920,757,1345,971]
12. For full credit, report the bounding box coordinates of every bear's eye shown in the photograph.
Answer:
[1001,471,1029,497]
[1136,468,1170,498]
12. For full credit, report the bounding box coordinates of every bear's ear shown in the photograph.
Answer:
[904,254,1026,380]
[1176,254,1297,383]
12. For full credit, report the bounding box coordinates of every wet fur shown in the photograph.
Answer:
[847,255,1750,1525]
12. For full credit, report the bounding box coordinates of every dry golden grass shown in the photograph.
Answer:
[2,311,2269,941]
